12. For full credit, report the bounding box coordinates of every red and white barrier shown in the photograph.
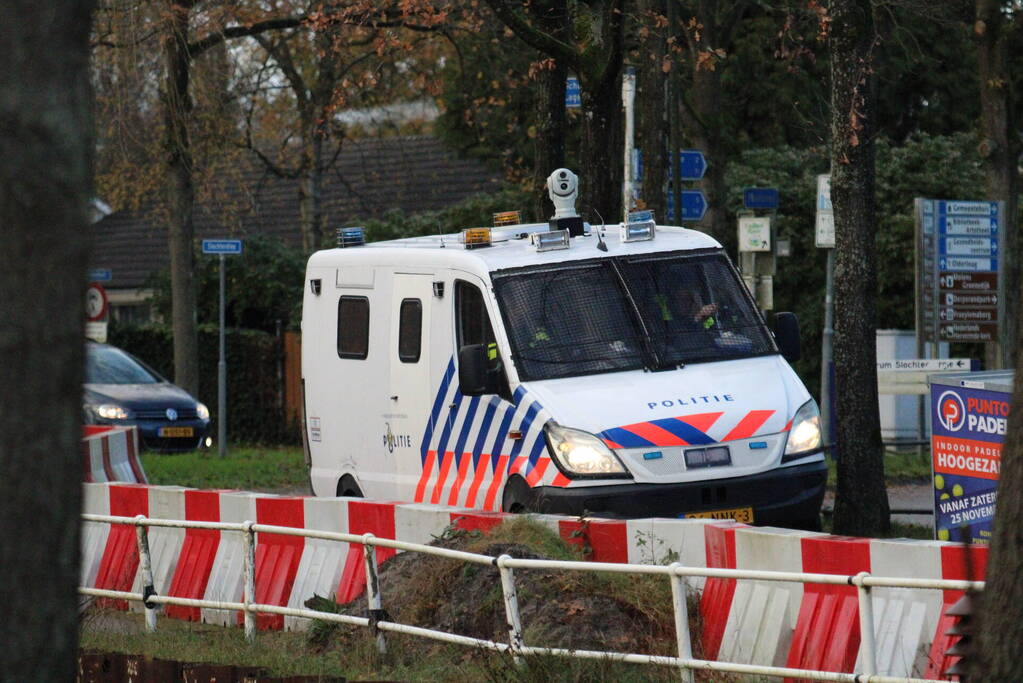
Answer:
[82,426,147,484]
[718,526,824,667]
[78,482,988,676]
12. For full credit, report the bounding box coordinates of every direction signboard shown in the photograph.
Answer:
[666,189,708,222]
[916,198,1004,344]
[202,239,244,254]
[742,187,779,210]
[815,174,834,248]
[565,77,581,108]
[678,150,706,181]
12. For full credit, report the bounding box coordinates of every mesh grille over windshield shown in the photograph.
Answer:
[492,262,645,381]
[492,250,775,381]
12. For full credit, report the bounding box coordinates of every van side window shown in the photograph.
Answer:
[337,296,369,359]
[455,281,495,349]
[398,298,422,363]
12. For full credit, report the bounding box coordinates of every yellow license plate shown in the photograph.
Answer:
[158,426,194,437]
[684,507,754,523]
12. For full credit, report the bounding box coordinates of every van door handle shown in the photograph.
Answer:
[390,395,398,401]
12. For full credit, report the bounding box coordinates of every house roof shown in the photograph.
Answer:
[90,135,503,290]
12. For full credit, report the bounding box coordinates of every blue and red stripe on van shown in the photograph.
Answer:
[598,409,776,449]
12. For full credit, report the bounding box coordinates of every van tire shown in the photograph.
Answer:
[337,475,363,498]
[501,475,531,513]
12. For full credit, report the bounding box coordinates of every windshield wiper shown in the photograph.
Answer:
[607,259,673,371]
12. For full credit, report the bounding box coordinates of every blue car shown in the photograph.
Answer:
[83,342,211,452]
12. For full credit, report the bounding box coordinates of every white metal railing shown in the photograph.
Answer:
[79,513,984,683]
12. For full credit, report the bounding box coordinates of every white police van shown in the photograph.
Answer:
[301,170,825,526]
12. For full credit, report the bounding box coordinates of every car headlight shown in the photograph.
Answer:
[544,423,630,477]
[783,399,822,461]
[94,404,130,420]
[196,402,210,420]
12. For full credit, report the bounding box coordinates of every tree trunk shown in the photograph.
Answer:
[829,0,890,537]
[637,0,668,221]
[298,131,325,253]
[530,0,568,222]
[973,0,1019,370]
[0,0,95,679]
[686,63,728,243]
[579,76,623,223]
[163,0,201,396]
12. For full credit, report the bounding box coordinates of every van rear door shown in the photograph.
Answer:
[389,274,434,499]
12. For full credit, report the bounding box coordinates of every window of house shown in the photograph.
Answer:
[398,298,422,363]
[337,296,369,359]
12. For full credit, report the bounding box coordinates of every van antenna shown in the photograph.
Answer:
[436,220,445,248]
[592,208,608,252]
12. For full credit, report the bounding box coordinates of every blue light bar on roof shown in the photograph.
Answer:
[337,226,365,248]
[621,218,655,243]
[530,229,570,252]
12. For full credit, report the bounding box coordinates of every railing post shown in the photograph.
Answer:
[496,554,525,666]
[669,563,695,683]
[854,571,877,677]
[242,521,257,643]
[362,533,387,655]
[134,515,158,633]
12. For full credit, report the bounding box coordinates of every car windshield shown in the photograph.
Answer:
[491,249,775,381]
[86,345,161,384]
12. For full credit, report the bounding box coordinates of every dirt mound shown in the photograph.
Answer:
[307,518,679,657]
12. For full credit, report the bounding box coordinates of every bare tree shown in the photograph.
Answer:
[486,0,627,220]
[0,0,95,679]
[828,0,890,537]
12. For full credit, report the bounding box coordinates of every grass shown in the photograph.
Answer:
[141,445,307,493]
[825,447,934,489]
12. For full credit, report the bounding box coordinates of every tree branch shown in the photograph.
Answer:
[484,0,579,67]
[188,17,305,57]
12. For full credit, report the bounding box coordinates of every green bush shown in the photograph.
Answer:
[108,323,299,445]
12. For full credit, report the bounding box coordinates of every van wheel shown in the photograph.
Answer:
[336,475,363,498]
[501,475,532,513]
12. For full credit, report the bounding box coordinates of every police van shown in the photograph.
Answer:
[301,170,826,527]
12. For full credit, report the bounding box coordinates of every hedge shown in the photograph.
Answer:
[108,323,300,445]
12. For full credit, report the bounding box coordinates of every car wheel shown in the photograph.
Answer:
[501,475,532,513]
[336,474,363,498]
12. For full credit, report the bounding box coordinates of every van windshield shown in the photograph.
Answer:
[491,249,775,381]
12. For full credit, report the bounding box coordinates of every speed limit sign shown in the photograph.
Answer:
[86,283,108,322]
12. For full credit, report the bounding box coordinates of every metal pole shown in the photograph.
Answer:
[821,248,835,449]
[622,66,636,223]
[497,554,525,666]
[243,521,256,642]
[363,534,387,655]
[218,252,227,458]
[854,572,877,677]
[134,516,158,633]
[668,564,695,683]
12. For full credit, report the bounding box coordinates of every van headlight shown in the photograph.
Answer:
[544,423,630,478]
[783,399,822,461]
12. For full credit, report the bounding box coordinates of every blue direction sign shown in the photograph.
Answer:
[202,239,244,255]
[743,187,779,210]
[565,77,581,109]
[939,236,998,257]
[666,189,708,222]
[679,150,707,181]
[89,268,112,282]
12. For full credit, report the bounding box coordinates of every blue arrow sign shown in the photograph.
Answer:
[89,268,112,282]
[565,77,581,109]
[665,190,708,222]
[202,239,244,255]
[679,150,707,181]
[743,187,779,210]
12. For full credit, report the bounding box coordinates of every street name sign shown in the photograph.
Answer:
[742,187,779,210]
[202,239,244,255]
[565,77,581,108]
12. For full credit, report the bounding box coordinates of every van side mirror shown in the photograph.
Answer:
[458,344,489,396]
[774,312,801,362]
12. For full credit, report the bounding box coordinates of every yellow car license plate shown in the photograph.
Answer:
[684,507,754,523]
[158,426,194,438]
